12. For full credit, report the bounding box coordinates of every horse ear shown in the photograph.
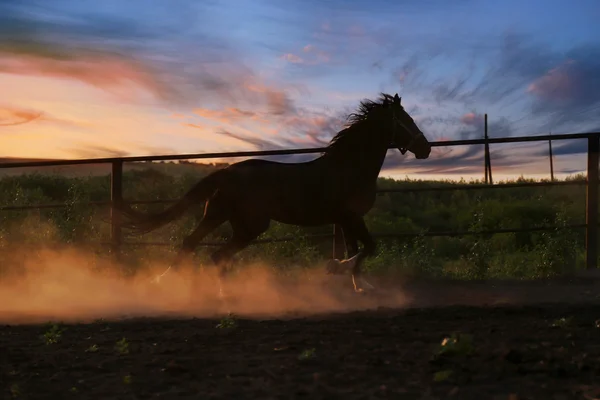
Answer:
[394,93,401,104]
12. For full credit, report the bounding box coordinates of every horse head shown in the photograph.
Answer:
[385,93,431,160]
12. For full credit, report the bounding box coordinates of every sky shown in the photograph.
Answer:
[1,0,599,181]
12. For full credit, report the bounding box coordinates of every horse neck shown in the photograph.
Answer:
[320,138,389,185]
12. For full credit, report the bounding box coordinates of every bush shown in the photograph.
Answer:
[0,165,589,280]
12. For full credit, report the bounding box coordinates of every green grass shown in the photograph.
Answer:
[0,162,592,280]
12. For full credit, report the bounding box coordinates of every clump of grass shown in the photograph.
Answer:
[115,338,129,355]
[433,369,453,382]
[85,344,99,353]
[9,383,20,398]
[430,332,475,383]
[216,313,237,329]
[551,316,573,328]
[435,333,475,357]
[298,348,317,361]
[41,323,65,345]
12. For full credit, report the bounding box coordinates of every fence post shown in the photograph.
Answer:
[332,224,346,260]
[110,160,123,259]
[586,134,599,270]
[548,134,555,181]
[484,113,493,184]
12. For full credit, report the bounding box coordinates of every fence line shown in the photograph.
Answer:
[105,223,587,248]
[0,180,587,212]
[1,131,599,269]
[1,131,598,169]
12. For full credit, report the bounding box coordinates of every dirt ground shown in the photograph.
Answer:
[2,275,600,400]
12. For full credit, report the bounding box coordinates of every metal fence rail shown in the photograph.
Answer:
[2,129,599,269]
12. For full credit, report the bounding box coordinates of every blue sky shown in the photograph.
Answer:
[1,0,599,179]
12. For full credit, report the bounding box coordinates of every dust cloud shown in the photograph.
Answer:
[0,246,412,325]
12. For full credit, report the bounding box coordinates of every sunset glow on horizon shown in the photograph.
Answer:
[1,0,599,180]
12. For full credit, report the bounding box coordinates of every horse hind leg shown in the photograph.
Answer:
[153,198,227,283]
[351,226,377,293]
[210,216,270,301]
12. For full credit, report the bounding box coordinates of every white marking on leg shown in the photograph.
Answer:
[352,275,364,293]
[341,253,359,272]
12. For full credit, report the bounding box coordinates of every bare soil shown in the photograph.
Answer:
[2,277,600,400]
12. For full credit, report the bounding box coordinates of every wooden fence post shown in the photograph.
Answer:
[332,224,346,260]
[548,134,555,181]
[110,160,123,259]
[484,113,493,184]
[586,134,599,270]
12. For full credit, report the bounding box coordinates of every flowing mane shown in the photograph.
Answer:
[325,93,395,154]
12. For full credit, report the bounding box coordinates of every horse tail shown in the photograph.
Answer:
[117,170,223,235]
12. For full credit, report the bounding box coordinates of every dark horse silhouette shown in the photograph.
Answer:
[116,93,431,294]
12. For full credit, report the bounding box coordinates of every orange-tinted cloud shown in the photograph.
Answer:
[242,82,297,116]
[0,106,42,126]
[527,60,579,102]
[66,145,130,159]
[193,107,264,124]
[460,112,484,126]
[280,44,330,66]
[182,122,209,130]
[0,51,164,102]
[0,104,97,130]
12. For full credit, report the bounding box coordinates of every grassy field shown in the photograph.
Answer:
[0,160,589,280]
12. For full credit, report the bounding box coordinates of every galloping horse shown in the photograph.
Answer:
[116,93,431,294]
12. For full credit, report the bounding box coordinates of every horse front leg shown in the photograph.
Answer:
[328,216,377,293]
[326,224,359,275]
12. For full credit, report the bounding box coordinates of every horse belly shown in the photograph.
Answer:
[346,190,377,216]
[268,191,336,226]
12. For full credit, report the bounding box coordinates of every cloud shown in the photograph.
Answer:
[281,53,303,64]
[64,145,129,159]
[1,1,594,179]
[460,112,482,126]
[383,142,539,176]
[0,105,91,129]
[0,52,164,101]
[62,143,178,159]
[185,108,342,158]
[379,112,533,175]
[0,1,173,101]
[532,139,588,157]
[194,108,263,125]
[186,106,538,177]
[526,49,600,127]
[389,32,600,136]
[0,1,302,112]
[0,106,42,126]
[280,44,330,66]
[183,104,346,164]
[527,60,579,103]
